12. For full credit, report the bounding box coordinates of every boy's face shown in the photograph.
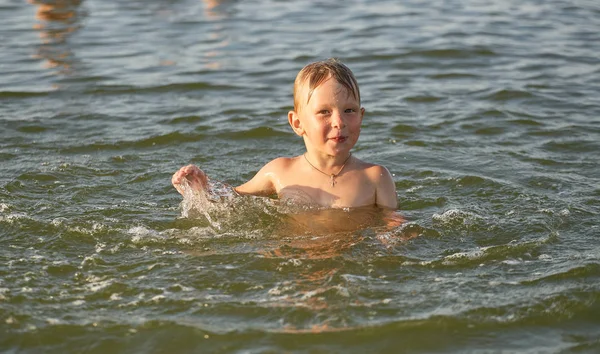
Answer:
[289,76,364,157]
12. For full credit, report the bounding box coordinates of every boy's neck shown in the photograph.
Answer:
[304,151,352,169]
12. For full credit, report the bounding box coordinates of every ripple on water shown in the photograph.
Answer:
[403,47,497,59]
[436,235,553,268]
[0,91,51,98]
[520,263,600,286]
[163,115,205,125]
[57,131,207,153]
[428,71,481,79]
[15,125,49,133]
[509,118,544,126]
[216,127,291,140]
[83,82,239,95]
[391,123,419,138]
[432,209,488,232]
[403,95,444,103]
[541,139,600,154]
[481,89,536,101]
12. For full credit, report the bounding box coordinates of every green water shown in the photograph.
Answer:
[1,0,600,352]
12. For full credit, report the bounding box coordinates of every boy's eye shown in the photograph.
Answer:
[318,110,330,115]
[344,108,356,113]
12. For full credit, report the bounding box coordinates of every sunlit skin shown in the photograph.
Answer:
[172,74,398,209]
[173,67,412,256]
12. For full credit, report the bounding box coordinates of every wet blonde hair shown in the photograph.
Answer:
[293,58,361,112]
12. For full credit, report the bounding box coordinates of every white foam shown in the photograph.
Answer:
[84,278,112,293]
[432,209,481,224]
[170,283,194,292]
[444,249,484,261]
[0,212,28,223]
[502,259,522,265]
[150,295,165,303]
[280,259,302,267]
[268,287,282,295]
[128,226,156,237]
[68,223,107,236]
[129,226,163,243]
[46,318,61,325]
[335,285,350,298]
[51,217,67,226]
[406,185,423,193]
[81,255,100,267]
[268,283,295,296]
[119,301,138,308]
[95,243,106,253]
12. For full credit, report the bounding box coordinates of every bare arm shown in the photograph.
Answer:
[172,158,283,198]
[234,158,282,197]
[373,165,398,209]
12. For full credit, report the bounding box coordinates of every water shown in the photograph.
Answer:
[1,0,600,352]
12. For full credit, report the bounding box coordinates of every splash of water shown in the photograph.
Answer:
[176,178,411,241]
[178,178,281,233]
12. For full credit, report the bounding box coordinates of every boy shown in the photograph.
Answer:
[172,58,398,210]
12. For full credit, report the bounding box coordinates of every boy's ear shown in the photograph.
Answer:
[360,107,365,121]
[288,110,304,136]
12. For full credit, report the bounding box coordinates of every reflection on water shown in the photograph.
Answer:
[256,208,412,333]
[29,0,84,74]
[201,0,238,70]
[202,0,236,19]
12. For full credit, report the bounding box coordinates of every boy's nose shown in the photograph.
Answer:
[331,111,346,129]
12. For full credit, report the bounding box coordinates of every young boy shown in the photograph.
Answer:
[172,58,398,210]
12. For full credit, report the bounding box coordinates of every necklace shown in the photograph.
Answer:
[303,153,352,187]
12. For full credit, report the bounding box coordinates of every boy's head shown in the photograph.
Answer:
[293,58,361,113]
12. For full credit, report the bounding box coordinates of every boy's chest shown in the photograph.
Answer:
[277,174,375,208]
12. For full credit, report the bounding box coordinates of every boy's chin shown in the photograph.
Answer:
[326,148,353,156]
[330,142,355,152]
[305,142,355,156]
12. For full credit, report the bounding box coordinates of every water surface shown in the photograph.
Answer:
[1,0,600,352]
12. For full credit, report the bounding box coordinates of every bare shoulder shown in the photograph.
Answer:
[353,157,397,209]
[235,156,294,196]
[353,157,393,181]
[261,156,299,173]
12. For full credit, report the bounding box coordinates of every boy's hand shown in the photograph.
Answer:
[171,164,208,196]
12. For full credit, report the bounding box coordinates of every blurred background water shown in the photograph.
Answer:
[1,0,600,352]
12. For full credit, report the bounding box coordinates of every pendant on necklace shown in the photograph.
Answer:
[303,152,351,189]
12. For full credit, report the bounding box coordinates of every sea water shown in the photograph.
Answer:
[1,0,599,352]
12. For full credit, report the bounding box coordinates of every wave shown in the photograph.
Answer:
[84,82,239,95]
[0,91,51,98]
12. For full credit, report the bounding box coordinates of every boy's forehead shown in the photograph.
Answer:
[298,76,357,104]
